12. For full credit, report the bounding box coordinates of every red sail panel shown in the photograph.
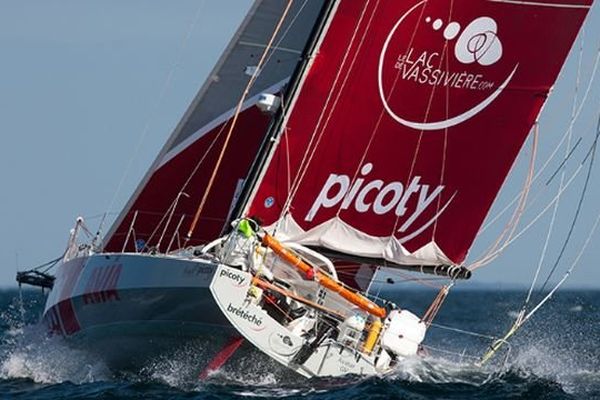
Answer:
[247,0,591,266]
[104,1,325,252]
[106,107,271,252]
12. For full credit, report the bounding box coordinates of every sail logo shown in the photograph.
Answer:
[453,17,502,66]
[393,48,497,91]
[306,163,453,239]
[378,1,518,131]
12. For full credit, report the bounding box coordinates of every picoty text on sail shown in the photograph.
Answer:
[306,163,445,233]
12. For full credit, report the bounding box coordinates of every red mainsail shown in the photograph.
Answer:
[246,0,592,266]
[104,1,325,252]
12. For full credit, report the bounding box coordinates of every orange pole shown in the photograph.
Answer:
[261,233,387,319]
[253,277,346,320]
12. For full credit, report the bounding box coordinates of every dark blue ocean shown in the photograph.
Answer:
[0,288,598,399]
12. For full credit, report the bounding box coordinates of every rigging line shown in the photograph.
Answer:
[79,212,119,222]
[470,151,588,267]
[472,116,600,268]
[287,0,376,202]
[490,125,538,265]
[522,203,600,325]
[538,113,599,294]
[329,1,430,238]
[432,0,453,239]
[143,122,226,249]
[168,0,309,242]
[378,3,460,245]
[260,0,310,70]
[479,127,588,244]
[402,8,451,188]
[523,30,586,308]
[333,0,404,219]
[429,322,497,341]
[154,0,311,241]
[479,42,600,235]
[544,137,583,185]
[524,153,568,301]
[480,200,600,365]
[333,0,425,223]
[324,0,430,233]
[399,5,439,194]
[422,284,452,326]
[279,0,375,218]
[98,0,207,236]
[421,345,481,361]
[389,2,445,236]
[469,125,538,269]
[478,29,586,269]
[156,192,190,251]
[21,256,63,274]
[186,0,296,241]
[149,123,226,245]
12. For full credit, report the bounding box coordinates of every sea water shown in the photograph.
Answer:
[0,288,598,399]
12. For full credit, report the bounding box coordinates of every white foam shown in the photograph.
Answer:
[0,326,111,384]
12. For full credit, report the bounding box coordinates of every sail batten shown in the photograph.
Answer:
[245,0,591,266]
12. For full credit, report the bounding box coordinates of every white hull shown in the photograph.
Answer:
[210,264,426,378]
[210,265,382,377]
[42,252,234,368]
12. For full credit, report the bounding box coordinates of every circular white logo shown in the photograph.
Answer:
[454,17,503,66]
[378,2,518,131]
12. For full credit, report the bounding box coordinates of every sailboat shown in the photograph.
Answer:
[18,0,329,369]
[17,0,593,376]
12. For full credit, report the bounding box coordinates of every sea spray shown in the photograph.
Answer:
[0,291,110,384]
[0,289,597,399]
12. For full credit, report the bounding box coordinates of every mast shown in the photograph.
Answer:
[231,0,340,226]
[103,1,326,252]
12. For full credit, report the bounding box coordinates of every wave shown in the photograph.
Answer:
[0,292,598,399]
